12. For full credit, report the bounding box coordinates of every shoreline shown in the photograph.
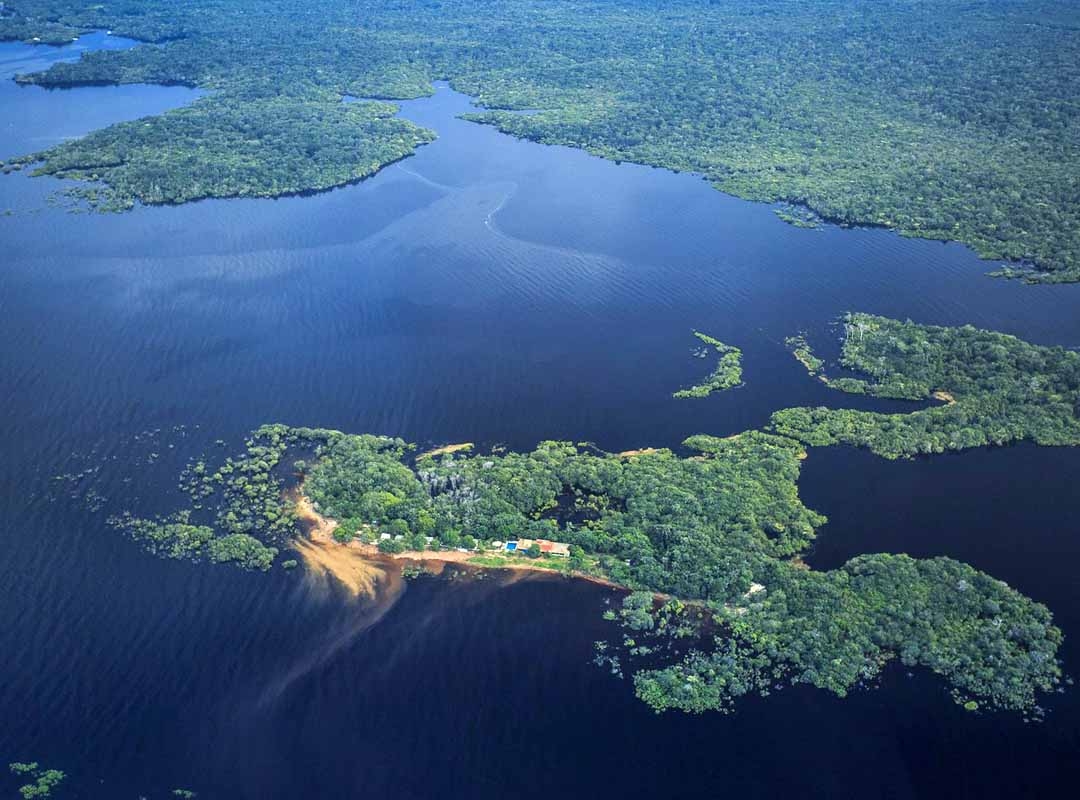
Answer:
[290,487,624,592]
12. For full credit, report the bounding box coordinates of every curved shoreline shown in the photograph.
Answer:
[290,487,624,594]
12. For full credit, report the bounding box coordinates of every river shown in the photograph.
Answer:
[0,32,1078,799]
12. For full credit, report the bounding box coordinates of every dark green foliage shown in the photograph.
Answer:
[118,416,1064,713]
[112,512,278,571]
[673,331,743,398]
[784,334,825,378]
[11,95,434,209]
[110,320,1080,712]
[3,0,1080,279]
[378,537,406,554]
[634,554,1062,714]
[304,422,1063,712]
[0,15,78,45]
[113,423,338,570]
[304,433,422,524]
[772,313,1080,458]
[97,314,1076,711]
[311,431,822,599]
[182,423,309,542]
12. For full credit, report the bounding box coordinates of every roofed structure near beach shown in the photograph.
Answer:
[538,539,570,557]
[505,538,570,556]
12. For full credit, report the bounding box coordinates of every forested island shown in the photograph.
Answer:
[2,0,1079,281]
[7,96,434,209]
[673,332,743,398]
[773,313,1080,458]
[109,311,1078,717]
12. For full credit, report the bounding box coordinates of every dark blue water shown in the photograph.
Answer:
[2,33,1079,799]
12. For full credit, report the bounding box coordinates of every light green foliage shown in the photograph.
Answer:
[772,313,1080,458]
[104,307,1080,712]
[304,434,421,524]
[207,533,278,571]
[774,204,821,229]
[784,334,825,379]
[2,1,1079,280]
[115,513,215,560]
[674,331,743,398]
[8,763,65,799]
[619,592,656,632]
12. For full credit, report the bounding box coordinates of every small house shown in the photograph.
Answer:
[537,539,571,557]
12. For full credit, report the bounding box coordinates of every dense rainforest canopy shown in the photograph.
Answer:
[2,0,1079,280]
[772,313,1080,458]
[11,95,435,208]
[113,310,1071,717]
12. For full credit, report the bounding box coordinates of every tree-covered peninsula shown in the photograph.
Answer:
[3,0,1080,280]
[113,417,1063,716]
[772,313,1080,459]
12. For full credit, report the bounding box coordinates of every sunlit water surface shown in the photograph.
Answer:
[1,32,1079,799]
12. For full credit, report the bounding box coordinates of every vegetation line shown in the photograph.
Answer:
[1,0,1079,281]
[109,305,1077,719]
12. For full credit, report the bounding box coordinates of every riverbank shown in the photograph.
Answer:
[290,487,623,594]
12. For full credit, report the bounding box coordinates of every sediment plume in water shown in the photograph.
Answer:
[254,488,409,704]
[289,486,388,599]
[258,546,406,706]
[292,535,389,599]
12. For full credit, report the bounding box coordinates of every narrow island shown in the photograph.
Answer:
[673,331,743,398]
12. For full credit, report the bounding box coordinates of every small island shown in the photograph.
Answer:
[673,331,743,398]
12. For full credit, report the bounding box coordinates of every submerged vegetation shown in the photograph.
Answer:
[114,395,1064,714]
[2,0,1080,279]
[773,313,1080,459]
[632,552,1061,715]
[8,763,65,800]
[673,332,743,398]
